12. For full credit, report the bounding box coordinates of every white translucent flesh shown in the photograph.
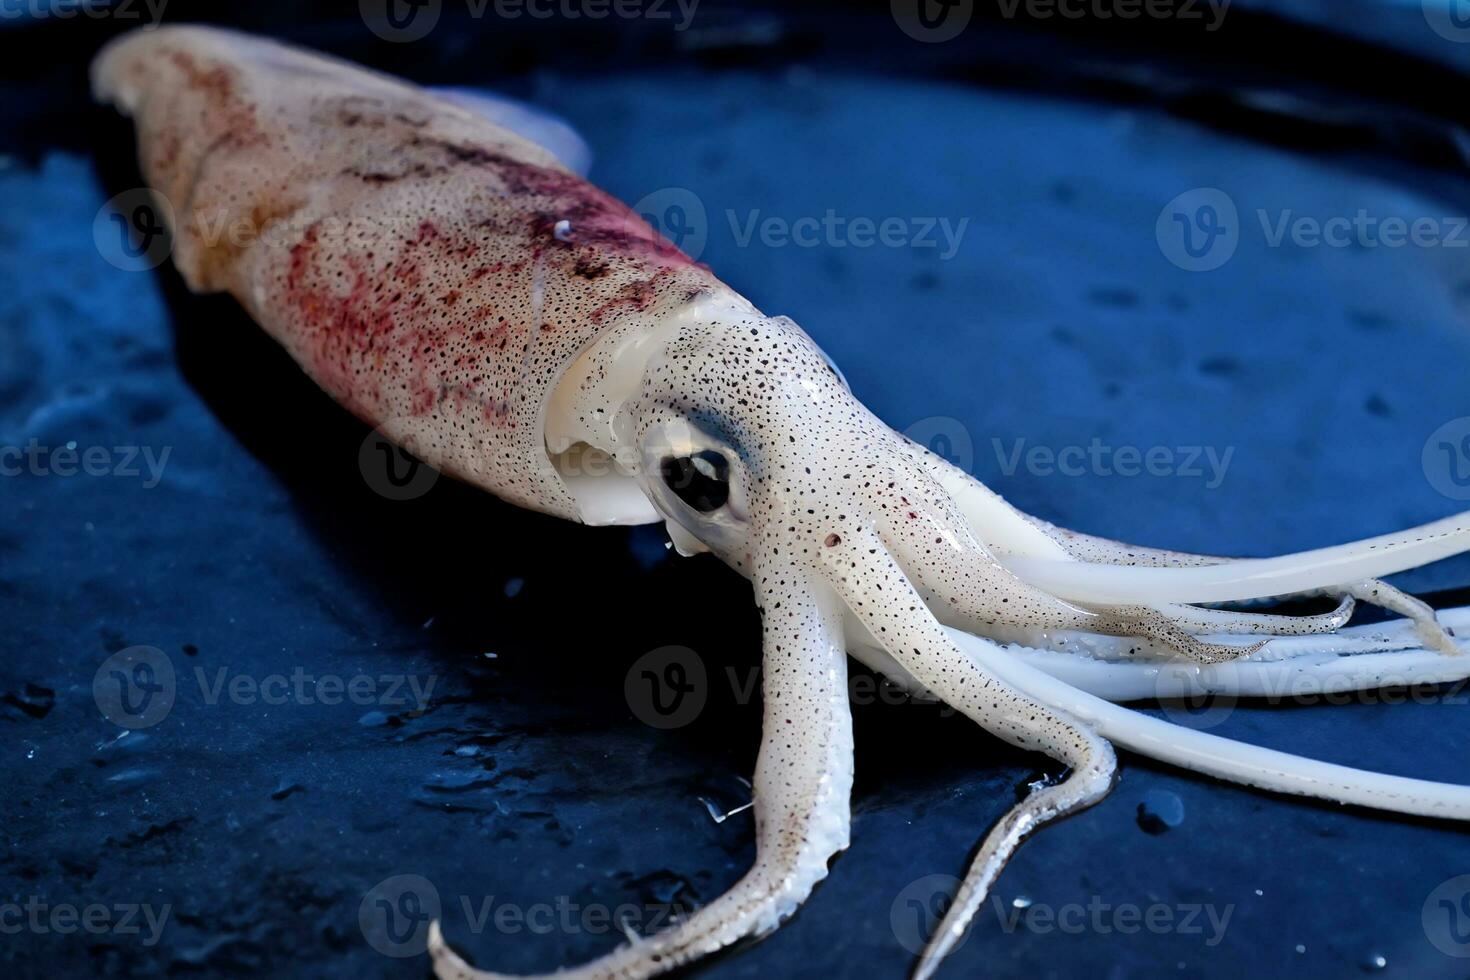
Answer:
[1002,511,1470,604]
[939,621,1470,820]
[544,295,759,527]
[1007,606,1470,701]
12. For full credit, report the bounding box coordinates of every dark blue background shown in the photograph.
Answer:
[3,2,1470,977]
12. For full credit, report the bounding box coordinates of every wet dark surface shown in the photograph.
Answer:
[4,4,1470,979]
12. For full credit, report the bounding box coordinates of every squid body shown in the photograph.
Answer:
[91,26,1470,980]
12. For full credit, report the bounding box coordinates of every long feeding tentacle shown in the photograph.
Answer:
[997,605,1470,700]
[431,564,854,980]
[1145,596,1355,635]
[945,625,1470,820]
[1002,511,1470,605]
[879,471,1264,663]
[819,526,1116,980]
[920,447,1463,649]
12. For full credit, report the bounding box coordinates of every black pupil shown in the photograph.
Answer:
[660,451,730,513]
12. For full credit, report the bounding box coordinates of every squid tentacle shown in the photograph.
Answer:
[431,564,854,980]
[999,604,1470,701]
[1000,514,1470,606]
[945,625,1470,820]
[819,526,1116,980]
[916,443,1465,648]
[883,476,1265,664]
[1144,595,1355,635]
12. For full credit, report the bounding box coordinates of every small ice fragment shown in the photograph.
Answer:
[554,219,573,241]
[1295,944,1306,954]
[483,651,498,660]
[1012,896,1032,910]
[358,710,389,727]
[504,577,525,598]
[1363,954,1386,971]
[1254,889,1263,897]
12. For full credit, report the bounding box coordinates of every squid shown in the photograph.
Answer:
[91,26,1470,980]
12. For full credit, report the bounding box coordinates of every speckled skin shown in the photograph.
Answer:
[92,27,1470,980]
[92,26,726,520]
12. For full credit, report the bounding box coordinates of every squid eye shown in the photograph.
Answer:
[660,450,730,513]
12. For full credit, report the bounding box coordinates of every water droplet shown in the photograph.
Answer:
[1363,954,1387,972]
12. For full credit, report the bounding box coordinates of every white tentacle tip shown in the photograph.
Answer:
[428,919,484,980]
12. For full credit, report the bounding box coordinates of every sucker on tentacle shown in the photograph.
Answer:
[91,25,1470,980]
